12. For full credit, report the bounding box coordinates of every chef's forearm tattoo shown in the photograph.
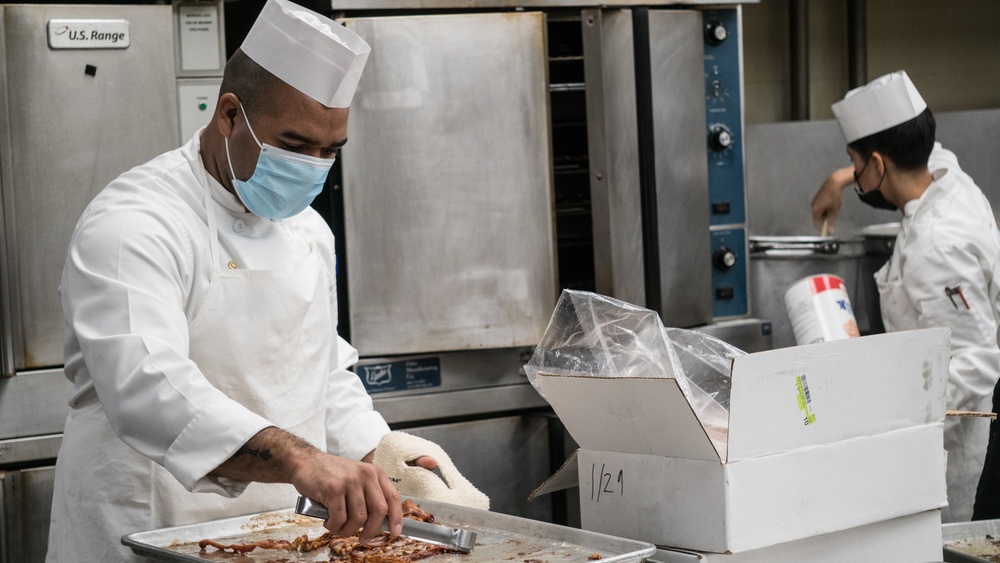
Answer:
[234,443,273,462]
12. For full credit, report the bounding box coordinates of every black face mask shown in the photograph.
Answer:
[856,186,898,210]
[853,156,898,211]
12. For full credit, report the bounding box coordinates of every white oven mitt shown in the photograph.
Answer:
[373,431,490,511]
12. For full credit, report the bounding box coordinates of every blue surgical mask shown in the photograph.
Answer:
[225,102,335,219]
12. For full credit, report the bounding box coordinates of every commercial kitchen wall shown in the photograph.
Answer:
[745,109,1000,237]
[741,0,1000,123]
[739,0,1000,237]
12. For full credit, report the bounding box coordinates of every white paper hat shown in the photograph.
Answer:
[831,71,927,143]
[240,0,370,108]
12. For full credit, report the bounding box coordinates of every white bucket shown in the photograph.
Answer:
[783,274,860,345]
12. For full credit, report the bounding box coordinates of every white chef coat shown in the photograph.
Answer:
[875,143,1000,522]
[47,130,390,561]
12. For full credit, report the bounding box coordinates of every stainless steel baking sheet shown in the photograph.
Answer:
[123,497,656,563]
[943,519,1000,562]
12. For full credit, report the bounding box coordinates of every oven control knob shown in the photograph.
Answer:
[705,21,729,45]
[709,125,733,152]
[714,246,737,271]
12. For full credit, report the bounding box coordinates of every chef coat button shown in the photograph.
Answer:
[233,219,245,233]
[228,261,238,270]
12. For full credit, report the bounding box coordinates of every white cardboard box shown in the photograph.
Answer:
[650,509,943,562]
[533,328,950,553]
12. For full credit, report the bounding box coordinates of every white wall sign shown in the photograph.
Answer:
[47,19,131,50]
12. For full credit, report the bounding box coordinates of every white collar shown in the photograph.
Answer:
[186,128,258,218]
[206,171,252,216]
[902,168,949,219]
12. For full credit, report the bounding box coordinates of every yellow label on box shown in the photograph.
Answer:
[796,374,816,426]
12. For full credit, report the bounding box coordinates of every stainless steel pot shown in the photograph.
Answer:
[749,236,864,349]
[861,222,899,255]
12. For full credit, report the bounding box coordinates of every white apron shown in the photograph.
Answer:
[47,170,334,561]
[876,215,991,523]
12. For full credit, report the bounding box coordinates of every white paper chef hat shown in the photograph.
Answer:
[240,0,370,108]
[831,71,927,143]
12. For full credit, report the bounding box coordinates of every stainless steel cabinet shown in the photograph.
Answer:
[404,414,567,523]
[0,369,71,441]
[340,12,558,357]
[0,4,180,375]
[583,9,713,327]
[1,466,56,563]
[0,5,183,560]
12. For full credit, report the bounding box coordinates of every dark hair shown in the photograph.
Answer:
[218,49,286,117]
[848,107,936,171]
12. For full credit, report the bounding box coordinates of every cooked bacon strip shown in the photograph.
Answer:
[299,531,336,552]
[330,536,362,556]
[334,533,455,562]
[200,531,456,561]
[197,501,462,562]
[199,532,335,553]
[401,499,435,523]
[198,537,297,553]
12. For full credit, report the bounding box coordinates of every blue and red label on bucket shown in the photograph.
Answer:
[784,274,860,346]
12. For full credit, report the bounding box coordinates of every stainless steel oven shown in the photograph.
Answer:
[325,1,766,527]
[0,3,224,560]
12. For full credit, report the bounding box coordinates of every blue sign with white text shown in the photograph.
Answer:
[355,357,442,394]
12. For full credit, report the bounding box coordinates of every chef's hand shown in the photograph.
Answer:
[811,166,855,234]
[409,456,438,471]
[365,451,438,471]
[290,448,402,542]
[211,427,402,542]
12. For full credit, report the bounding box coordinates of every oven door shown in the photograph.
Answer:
[339,12,557,357]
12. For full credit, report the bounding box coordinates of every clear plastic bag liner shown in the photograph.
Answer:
[664,327,744,409]
[525,290,744,457]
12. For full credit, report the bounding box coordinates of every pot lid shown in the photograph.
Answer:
[861,222,902,238]
[749,235,864,257]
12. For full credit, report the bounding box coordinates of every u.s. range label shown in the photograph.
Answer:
[48,19,131,49]
[356,358,441,394]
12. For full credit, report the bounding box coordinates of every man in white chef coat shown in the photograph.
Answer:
[46,1,485,561]
[811,71,1000,522]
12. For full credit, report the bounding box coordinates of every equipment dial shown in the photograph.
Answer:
[705,21,729,46]
[713,245,737,271]
[708,125,733,152]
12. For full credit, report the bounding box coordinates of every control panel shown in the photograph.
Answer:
[703,7,748,318]
[173,0,224,143]
[177,78,222,141]
[710,228,748,318]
